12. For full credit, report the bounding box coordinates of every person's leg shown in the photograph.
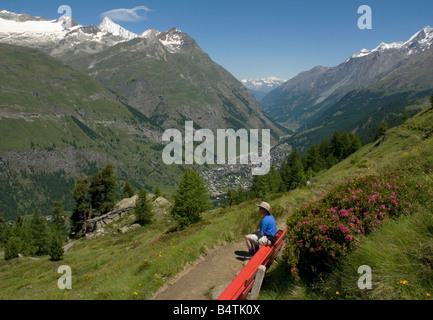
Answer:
[245,234,258,256]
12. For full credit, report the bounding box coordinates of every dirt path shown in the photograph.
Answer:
[150,239,249,300]
[150,220,287,300]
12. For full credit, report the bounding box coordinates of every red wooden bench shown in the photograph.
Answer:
[217,228,287,300]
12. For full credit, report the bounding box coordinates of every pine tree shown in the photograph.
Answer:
[250,174,270,200]
[0,215,4,249]
[267,165,283,194]
[4,236,19,260]
[89,164,117,215]
[170,169,212,228]
[349,132,362,154]
[290,158,307,189]
[70,177,90,236]
[123,181,135,199]
[0,224,11,250]
[135,189,154,226]
[227,188,234,207]
[11,213,25,255]
[377,120,388,138]
[304,144,324,173]
[47,229,64,261]
[330,131,344,160]
[153,186,161,199]
[29,208,48,255]
[401,110,409,123]
[319,138,330,159]
[51,200,68,240]
[280,149,306,191]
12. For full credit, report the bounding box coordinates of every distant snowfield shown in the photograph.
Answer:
[0,16,68,34]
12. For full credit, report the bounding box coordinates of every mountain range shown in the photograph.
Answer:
[0,9,285,136]
[1,8,433,221]
[0,9,288,220]
[261,26,433,139]
[241,77,286,101]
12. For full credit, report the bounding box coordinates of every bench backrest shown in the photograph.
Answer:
[217,228,287,300]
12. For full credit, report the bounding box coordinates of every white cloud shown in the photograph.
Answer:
[100,6,152,22]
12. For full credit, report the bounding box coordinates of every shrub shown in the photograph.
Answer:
[284,174,418,281]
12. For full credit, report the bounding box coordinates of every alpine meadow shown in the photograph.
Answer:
[1,2,433,305]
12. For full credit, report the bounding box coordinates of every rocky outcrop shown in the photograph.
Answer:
[83,194,172,239]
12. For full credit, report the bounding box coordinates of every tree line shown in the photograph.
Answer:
[228,130,362,205]
[0,163,212,261]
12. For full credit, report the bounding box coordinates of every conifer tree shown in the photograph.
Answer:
[29,208,48,255]
[250,174,270,200]
[401,110,409,123]
[280,148,306,191]
[135,189,154,226]
[123,181,135,199]
[51,200,68,240]
[377,120,388,138]
[330,131,344,160]
[153,186,161,199]
[170,169,212,228]
[47,229,64,261]
[89,164,117,215]
[70,177,90,236]
[0,215,4,248]
[4,236,19,260]
[304,144,324,173]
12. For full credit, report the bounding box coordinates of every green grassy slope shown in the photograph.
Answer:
[1,102,432,300]
[0,43,182,220]
[259,105,433,300]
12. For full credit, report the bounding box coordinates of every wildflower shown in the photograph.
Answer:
[336,291,340,295]
[133,292,138,295]
[427,293,431,297]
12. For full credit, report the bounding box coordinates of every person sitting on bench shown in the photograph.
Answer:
[245,202,277,258]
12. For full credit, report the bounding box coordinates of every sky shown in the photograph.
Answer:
[2,0,433,80]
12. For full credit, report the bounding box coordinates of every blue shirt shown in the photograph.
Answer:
[260,214,277,237]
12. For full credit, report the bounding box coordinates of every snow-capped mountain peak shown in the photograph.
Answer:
[0,9,196,57]
[350,25,433,60]
[140,28,161,40]
[98,16,138,40]
[241,77,286,92]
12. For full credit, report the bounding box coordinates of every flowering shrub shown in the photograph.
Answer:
[285,174,415,281]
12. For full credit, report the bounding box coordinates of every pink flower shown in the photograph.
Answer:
[346,235,353,240]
